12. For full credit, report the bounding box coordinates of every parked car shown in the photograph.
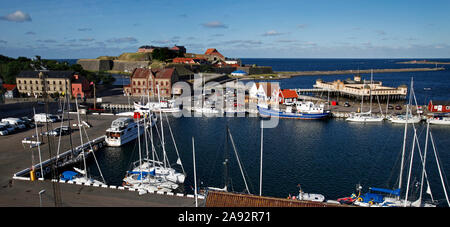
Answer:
[0,122,15,133]
[344,102,351,107]
[395,105,402,110]
[0,124,9,135]
[1,118,26,130]
[388,105,394,110]
[19,117,35,128]
[45,126,72,136]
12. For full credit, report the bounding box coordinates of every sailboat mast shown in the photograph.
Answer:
[33,107,44,179]
[369,69,373,113]
[157,84,166,169]
[260,120,263,196]
[192,137,198,207]
[75,98,87,179]
[404,126,417,206]
[418,119,431,205]
[398,78,412,192]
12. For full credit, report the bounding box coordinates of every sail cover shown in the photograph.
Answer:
[370,187,401,196]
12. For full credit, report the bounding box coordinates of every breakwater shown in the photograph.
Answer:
[275,67,445,78]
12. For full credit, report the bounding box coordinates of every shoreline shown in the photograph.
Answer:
[232,67,446,80]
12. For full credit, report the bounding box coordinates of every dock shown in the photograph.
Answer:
[0,114,202,207]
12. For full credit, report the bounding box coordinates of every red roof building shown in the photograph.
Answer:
[279,89,299,105]
[124,67,179,98]
[204,48,225,61]
[2,84,18,98]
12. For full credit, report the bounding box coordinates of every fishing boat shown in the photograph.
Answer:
[257,101,330,119]
[105,117,145,147]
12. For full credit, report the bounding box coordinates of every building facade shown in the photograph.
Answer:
[16,71,75,97]
[124,67,179,98]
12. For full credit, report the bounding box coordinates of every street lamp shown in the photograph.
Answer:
[39,189,46,207]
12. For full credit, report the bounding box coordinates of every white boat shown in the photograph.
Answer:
[389,115,422,124]
[428,116,450,125]
[130,159,185,184]
[105,117,148,147]
[346,112,384,122]
[388,79,422,124]
[134,99,181,113]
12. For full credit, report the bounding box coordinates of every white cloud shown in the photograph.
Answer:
[202,21,228,29]
[0,10,31,22]
[262,30,283,36]
[106,37,138,44]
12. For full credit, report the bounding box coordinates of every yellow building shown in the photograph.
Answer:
[16,71,75,97]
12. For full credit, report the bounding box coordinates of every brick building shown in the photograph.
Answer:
[124,67,179,98]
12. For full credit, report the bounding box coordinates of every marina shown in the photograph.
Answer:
[2,57,450,207]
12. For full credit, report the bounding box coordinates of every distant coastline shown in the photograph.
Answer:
[232,67,446,80]
[397,60,450,65]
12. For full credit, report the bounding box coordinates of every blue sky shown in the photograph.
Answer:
[1,0,449,59]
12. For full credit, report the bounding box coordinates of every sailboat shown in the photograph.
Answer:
[121,113,179,192]
[60,98,106,185]
[346,70,384,122]
[122,85,185,192]
[389,78,422,124]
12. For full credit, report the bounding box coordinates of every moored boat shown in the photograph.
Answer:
[105,117,145,147]
[258,101,330,120]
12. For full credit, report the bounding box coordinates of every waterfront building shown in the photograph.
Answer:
[124,67,179,98]
[16,71,82,98]
[428,100,450,113]
[248,82,280,103]
[279,89,299,105]
[312,74,407,101]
